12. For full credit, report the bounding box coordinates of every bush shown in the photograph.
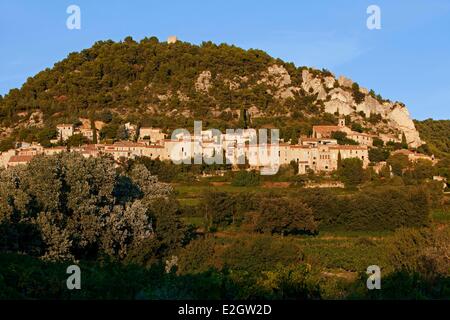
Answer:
[299,186,431,231]
[255,198,317,235]
[337,158,364,187]
[202,191,236,229]
[369,148,390,163]
[231,170,260,187]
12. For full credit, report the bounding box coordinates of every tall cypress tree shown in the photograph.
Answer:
[337,151,342,169]
[401,132,408,149]
[91,119,98,144]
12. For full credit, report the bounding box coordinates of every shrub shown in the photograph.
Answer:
[231,170,260,187]
[299,186,431,231]
[369,148,390,163]
[255,198,317,235]
[337,158,364,187]
[202,191,236,229]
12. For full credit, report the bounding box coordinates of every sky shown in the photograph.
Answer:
[0,0,449,120]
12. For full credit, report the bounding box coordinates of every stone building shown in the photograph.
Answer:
[56,124,74,141]
[297,144,369,174]
[167,36,178,44]
[139,127,167,143]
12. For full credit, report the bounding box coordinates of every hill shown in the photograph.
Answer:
[415,119,450,158]
[0,36,424,149]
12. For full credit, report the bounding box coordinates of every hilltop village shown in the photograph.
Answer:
[0,117,435,175]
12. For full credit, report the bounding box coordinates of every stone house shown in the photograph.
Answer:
[56,124,74,141]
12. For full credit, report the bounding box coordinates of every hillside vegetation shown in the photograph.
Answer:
[0,36,426,149]
[415,119,450,158]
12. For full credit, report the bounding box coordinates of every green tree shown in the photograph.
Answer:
[0,137,15,152]
[91,119,98,144]
[337,158,364,187]
[37,128,57,147]
[401,132,408,149]
[331,131,358,145]
[369,148,390,163]
[231,170,260,187]
[0,153,181,262]
[255,198,317,235]
[351,122,364,133]
[408,159,435,180]
[387,154,410,176]
[373,137,384,148]
[351,83,365,104]
[66,133,88,147]
[202,191,236,230]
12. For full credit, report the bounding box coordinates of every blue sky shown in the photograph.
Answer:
[0,0,449,120]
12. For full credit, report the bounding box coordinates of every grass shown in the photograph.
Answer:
[431,208,450,223]
[178,198,201,206]
[180,216,204,228]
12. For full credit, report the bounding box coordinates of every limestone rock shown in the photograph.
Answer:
[27,111,44,128]
[324,88,355,115]
[385,103,422,148]
[258,65,297,99]
[248,106,262,118]
[195,71,212,93]
[356,95,385,117]
[301,69,327,100]
[338,75,353,88]
[324,76,336,89]
[324,99,354,115]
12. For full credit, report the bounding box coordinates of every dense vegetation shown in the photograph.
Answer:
[0,154,448,300]
[0,37,389,149]
[0,38,307,135]
[414,119,450,158]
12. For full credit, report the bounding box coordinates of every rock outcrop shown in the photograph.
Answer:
[386,103,422,148]
[195,71,212,93]
[301,69,327,100]
[259,65,297,99]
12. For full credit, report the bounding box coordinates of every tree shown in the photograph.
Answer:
[387,154,410,176]
[337,151,342,169]
[91,119,98,144]
[337,158,364,187]
[373,137,384,148]
[231,170,260,187]
[408,159,435,180]
[401,132,408,149]
[66,133,88,147]
[351,122,364,133]
[369,148,390,163]
[0,153,182,262]
[255,198,317,235]
[116,125,129,141]
[0,137,15,152]
[37,127,57,147]
[331,131,358,145]
[351,83,365,104]
[202,191,236,230]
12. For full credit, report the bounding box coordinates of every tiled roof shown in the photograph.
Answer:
[9,155,34,163]
[329,145,368,150]
[313,125,341,132]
